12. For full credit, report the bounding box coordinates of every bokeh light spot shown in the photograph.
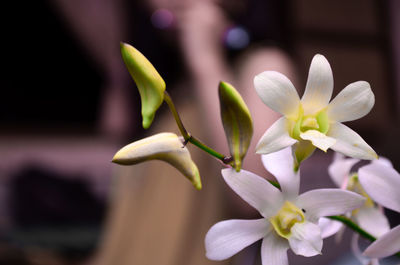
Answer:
[151,9,174,29]
[225,26,250,50]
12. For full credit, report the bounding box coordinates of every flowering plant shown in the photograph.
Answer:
[112,43,400,265]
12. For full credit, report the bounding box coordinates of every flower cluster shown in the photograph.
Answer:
[205,54,400,265]
[206,148,365,265]
[112,44,399,265]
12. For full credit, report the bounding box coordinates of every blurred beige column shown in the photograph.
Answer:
[95,103,230,265]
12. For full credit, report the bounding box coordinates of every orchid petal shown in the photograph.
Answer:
[221,168,283,218]
[256,117,297,155]
[299,130,336,152]
[328,152,359,187]
[327,81,374,122]
[288,221,323,257]
[296,189,365,223]
[318,217,343,239]
[363,225,400,258]
[327,122,377,160]
[261,232,289,265]
[358,163,400,212]
[350,234,380,265]
[254,71,301,117]
[301,54,333,115]
[205,219,270,260]
[371,156,393,168]
[261,147,299,200]
[354,207,390,238]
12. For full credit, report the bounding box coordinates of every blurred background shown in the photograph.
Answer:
[1,0,400,264]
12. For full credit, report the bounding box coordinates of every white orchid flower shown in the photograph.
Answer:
[205,148,365,265]
[254,54,377,165]
[358,161,400,259]
[328,153,390,238]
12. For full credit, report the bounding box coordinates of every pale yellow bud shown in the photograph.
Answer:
[112,132,201,190]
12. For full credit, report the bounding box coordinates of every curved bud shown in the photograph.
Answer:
[112,132,201,189]
[120,42,166,129]
[219,81,253,171]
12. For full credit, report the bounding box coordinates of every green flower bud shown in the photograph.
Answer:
[120,42,166,129]
[218,81,253,171]
[112,132,202,190]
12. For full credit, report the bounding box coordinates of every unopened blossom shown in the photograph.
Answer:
[120,42,166,129]
[112,132,201,189]
[254,54,377,165]
[328,153,390,238]
[205,147,365,265]
[358,161,400,258]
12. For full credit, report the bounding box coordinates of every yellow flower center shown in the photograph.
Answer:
[347,174,374,211]
[290,105,330,140]
[270,201,305,239]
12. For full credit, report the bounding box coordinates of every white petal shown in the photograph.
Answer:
[354,207,390,238]
[299,130,336,152]
[261,147,299,200]
[256,117,298,155]
[296,189,365,223]
[261,232,289,265]
[301,54,333,115]
[363,225,400,258]
[221,168,283,218]
[254,71,301,117]
[327,122,377,160]
[371,156,393,168]
[358,163,400,212]
[318,217,343,239]
[205,219,269,260]
[288,221,323,257]
[327,81,374,122]
[328,152,359,187]
[351,234,375,265]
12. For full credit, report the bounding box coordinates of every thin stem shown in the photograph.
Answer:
[163,91,231,164]
[328,215,400,258]
[163,91,189,140]
[189,135,227,162]
[328,215,375,241]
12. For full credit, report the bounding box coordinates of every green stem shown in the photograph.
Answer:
[188,135,227,162]
[328,215,400,258]
[163,91,189,139]
[328,215,375,241]
[163,91,231,164]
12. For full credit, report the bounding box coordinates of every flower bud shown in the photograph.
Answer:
[120,42,166,129]
[112,132,202,189]
[219,81,253,171]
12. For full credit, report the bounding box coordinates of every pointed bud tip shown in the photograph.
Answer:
[191,168,202,190]
[218,81,233,93]
[111,153,126,165]
[142,114,155,129]
[193,181,202,190]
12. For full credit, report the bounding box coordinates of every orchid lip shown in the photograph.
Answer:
[290,106,330,141]
[270,201,305,239]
